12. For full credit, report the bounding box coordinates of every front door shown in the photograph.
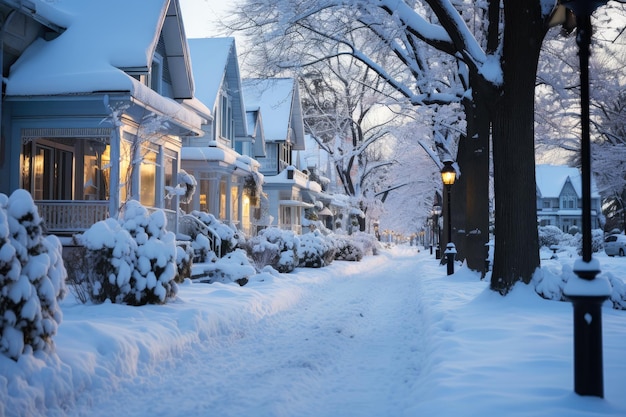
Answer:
[24,142,74,200]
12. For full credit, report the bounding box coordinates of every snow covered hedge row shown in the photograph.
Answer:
[0,190,66,361]
[538,225,604,254]
[533,262,626,310]
[241,228,380,274]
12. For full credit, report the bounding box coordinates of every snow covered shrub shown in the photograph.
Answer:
[192,249,255,286]
[333,235,364,261]
[190,232,215,263]
[64,244,91,304]
[190,211,240,257]
[538,225,564,248]
[76,201,178,306]
[77,218,137,304]
[532,266,568,301]
[116,201,179,304]
[243,227,299,273]
[297,230,336,268]
[349,231,380,256]
[0,189,67,360]
[569,229,603,256]
[175,242,193,284]
[607,273,626,310]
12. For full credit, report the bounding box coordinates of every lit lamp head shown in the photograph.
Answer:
[441,160,456,186]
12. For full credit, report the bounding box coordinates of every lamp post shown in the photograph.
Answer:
[555,0,610,398]
[432,205,442,258]
[441,160,456,275]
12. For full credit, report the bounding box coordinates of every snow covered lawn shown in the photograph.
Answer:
[2,245,626,416]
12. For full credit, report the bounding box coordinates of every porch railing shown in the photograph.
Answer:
[36,200,109,235]
[178,214,222,256]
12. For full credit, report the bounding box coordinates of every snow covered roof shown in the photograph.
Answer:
[181,146,257,173]
[242,78,305,150]
[7,0,188,96]
[535,164,600,198]
[263,167,322,192]
[5,0,202,132]
[188,37,247,138]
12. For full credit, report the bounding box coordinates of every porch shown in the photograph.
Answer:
[35,200,222,256]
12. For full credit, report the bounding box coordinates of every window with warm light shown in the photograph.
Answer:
[139,145,157,207]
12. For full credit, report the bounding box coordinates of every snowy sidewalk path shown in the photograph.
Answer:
[68,248,428,417]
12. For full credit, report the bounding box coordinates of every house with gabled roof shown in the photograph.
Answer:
[0,0,203,236]
[242,78,321,234]
[181,37,261,237]
[536,164,602,232]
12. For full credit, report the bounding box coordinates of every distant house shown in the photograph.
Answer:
[242,78,321,234]
[181,37,260,236]
[536,164,602,232]
[0,0,203,236]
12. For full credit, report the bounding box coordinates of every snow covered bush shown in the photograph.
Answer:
[538,225,564,248]
[192,249,255,286]
[533,265,626,310]
[297,230,336,268]
[0,189,67,360]
[190,232,215,264]
[75,201,178,306]
[532,266,569,301]
[607,273,626,310]
[538,226,603,255]
[571,229,604,255]
[243,227,299,273]
[175,242,193,284]
[190,211,240,257]
[348,231,380,256]
[332,235,364,262]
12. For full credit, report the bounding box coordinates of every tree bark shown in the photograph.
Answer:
[455,84,491,276]
[490,0,546,293]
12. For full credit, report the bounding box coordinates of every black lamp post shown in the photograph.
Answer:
[441,160,456,275]
[432,205,442,258]
[553,0,610,398]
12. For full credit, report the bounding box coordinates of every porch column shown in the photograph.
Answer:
[225,175,232,223]
[237,184,244,227]
[156,146,164,208]
[109,126,121,218]
[209,173,219,216]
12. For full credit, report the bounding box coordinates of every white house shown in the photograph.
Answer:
[181,37,260,236]
[242,78,322,234]
[536,164,602,232]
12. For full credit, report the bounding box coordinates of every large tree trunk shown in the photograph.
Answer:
[490,0,546,293]
[453,82,491,276]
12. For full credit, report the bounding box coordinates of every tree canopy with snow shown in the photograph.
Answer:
[228,0,625,293]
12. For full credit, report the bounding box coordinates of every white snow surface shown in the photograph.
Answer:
[2,245,626,417]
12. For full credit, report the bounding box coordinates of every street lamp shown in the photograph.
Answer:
[553,0,611,398]
[441,160,456,275]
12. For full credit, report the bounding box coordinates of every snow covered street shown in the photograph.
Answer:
[4,245,626,417]
[68,248,428,417]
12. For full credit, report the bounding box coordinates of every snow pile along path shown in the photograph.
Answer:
[67,248,429,417]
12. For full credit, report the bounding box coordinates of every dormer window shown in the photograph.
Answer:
[150,53,163,94]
